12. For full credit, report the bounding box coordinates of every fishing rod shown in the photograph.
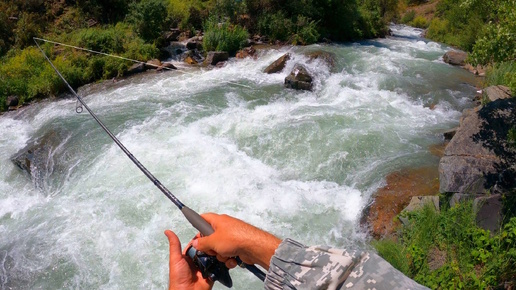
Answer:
[33,38,266,287]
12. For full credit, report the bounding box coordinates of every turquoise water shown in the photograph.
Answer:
[0,25,477,289]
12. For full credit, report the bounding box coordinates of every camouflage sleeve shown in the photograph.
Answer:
[264,238,429,290]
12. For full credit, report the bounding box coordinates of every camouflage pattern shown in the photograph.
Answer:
[264,239,429,290]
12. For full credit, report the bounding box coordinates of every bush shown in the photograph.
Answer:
[127,0,168,43]
[410,16,428,28]
[291,16,320,45]
[203,18,249,55]
[258,12,294,42]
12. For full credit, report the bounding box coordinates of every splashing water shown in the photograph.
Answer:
[0,25,477,289]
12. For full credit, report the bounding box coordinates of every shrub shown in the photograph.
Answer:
[203,18,249,55]
[258,12,294,42]
[401,10,416,24]
[127,0,168,43]
[410,16,428,28]
[291,16,320,45]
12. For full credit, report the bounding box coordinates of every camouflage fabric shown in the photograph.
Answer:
[264,239,429,290]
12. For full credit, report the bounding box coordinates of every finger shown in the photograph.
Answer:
[192,234,216,253]
[216,254,228,263]
[225,258,238,269]
[164,230,183,263]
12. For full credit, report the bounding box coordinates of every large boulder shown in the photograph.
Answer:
[264,53,290,74]
[443,50,467,66]
[125,63,146,76]
[439,98,516,194]
[474,194,503,233]
[204,51,229,66]
[285,64,313,91]
[145,59,162,70]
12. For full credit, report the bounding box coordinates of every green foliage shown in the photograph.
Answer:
[167,0,212,30]
[485,62,516,94]
[469,0,516,65]
[401,10,416,24]
[410,16,428,28]
[291,16,320,45]
[127,0,168,43]
[14,12,42,49]
[374,202,516,289]
[203,18,249,55]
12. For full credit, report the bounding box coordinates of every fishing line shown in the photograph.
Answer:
[33,37,266,285]
[33,37,255,90]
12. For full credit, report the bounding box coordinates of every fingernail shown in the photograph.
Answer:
[192,239,198,248]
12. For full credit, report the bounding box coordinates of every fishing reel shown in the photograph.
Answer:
[186,245,233,288]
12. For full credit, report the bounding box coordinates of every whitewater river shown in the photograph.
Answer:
[0,25,477,289]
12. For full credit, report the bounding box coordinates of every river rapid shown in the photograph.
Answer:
[0,25,477,289]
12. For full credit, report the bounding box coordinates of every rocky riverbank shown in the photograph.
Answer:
[362,61,515,238]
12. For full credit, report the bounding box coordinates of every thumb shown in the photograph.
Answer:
[164,230,183,263]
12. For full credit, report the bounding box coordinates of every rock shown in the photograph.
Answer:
[204,51,229,66]
[145,59,162,70]
[178,31,192,42]
[443,50,467,66]
[399,196,439,225]
[462,63,486,76]
[11,130,63,192]
[164,29,181,41]
[264,53,290,74]
[285,64,313,91]
[157,62,177,72]
[185,56,198,65]
[483,85,512,102]
[125,63,146,75]
[307,51,336,71]
[6,95,19,107]
[186,36,203,50]
[449,193,480,208]
[215,61,226,68]
[443,127,458,140]
[439,98,516,194]
[236,46,256,59]
[474,194,503,233]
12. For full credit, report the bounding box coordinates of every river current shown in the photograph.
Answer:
[0,25,477,289]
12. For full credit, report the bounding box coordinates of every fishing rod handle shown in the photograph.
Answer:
[180,206,266,282]
[181,206,214,236]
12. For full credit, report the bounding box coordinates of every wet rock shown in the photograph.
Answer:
[164,29,181,42]
[185,56,198,65]
[125,63,146,75]
[145,59,162,70]
[483,85,512,102]
[443,50,467,66]
[307,51,336,71]
[11,130,63,191]
[186,39,203,51]
[264,53,290,74]
[236,46,256,59]
[6,96,19,107]
[443,127,458,140]
[157,62,177,72]
[204,51,229,66]
[285,65,313,91]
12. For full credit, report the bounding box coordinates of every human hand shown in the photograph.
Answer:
[164,230,214,290]
[192,213,282,270]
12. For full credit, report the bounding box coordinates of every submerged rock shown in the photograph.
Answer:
[285,64,313,91]
[264,53,290,74]
[11,130,63,192]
